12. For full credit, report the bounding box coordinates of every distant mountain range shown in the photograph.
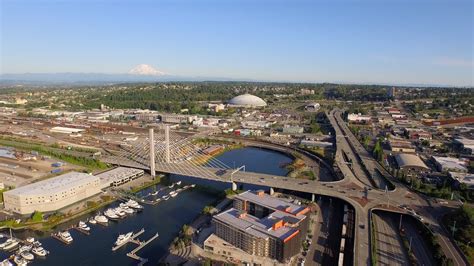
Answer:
[0,64,245,86]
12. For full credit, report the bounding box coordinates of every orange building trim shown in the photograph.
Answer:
[283,230,300,243]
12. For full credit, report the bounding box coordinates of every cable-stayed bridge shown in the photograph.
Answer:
[101,126,287,185]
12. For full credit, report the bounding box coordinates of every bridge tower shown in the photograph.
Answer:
[149,128,156,178]
[165,125,170,163]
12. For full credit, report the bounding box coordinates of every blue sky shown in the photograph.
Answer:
[1,0,473,86]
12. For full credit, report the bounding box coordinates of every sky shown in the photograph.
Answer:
[1,0,473,86]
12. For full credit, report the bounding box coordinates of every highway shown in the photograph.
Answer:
[402,216,435,265]
[100,109,469,266]
[373,212,409,266]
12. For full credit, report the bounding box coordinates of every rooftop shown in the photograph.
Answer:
[395,153,429,169]
[4,172,98,197]
[235,190,308,216]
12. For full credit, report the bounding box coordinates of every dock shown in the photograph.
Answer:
[111,228,145,251]
[126,233,159,263]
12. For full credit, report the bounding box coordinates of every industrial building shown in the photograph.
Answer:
[394,153,430,177]
[432,156,468,173]
[96,167,144,188]
[3,172,101,215]
[211,190,309,263]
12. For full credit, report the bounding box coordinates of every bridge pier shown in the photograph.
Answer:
[311,193,315,202]
[149,128,155,178]
[231,182,237,191]
[165,125,170,163]
[269,187,275,195]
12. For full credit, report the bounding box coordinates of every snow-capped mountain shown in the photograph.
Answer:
[128,64,166,76]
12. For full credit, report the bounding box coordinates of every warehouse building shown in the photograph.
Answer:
[96,167,144,188]
[211,190,309,263]
[394,153,430,177]
[4,172,101,215]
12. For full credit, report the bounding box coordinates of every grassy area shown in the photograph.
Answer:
[0,137,108,170]
[443,205,474,264]
[370,213,378,266]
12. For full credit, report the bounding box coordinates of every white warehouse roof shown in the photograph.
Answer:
[4,172,98,197]
[228,94,267,107]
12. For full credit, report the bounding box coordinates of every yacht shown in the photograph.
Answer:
[168,184,174,189]
[59,231,73,244]
[126,199,143,210]
[18,245,32,253]
[19,251,34,261]
[0,259,13,266]
[94,215,108,224]
[104,209,119,220]
[120,205,134,214]
[191,184,196,188]
[176,181,182,185]
[0,238,14,249]
[162,195,170,201]
[31,246,49,257]
[114,232,133,247]
[151,191,158,196]
[25,237,35,244]
[13,255,27,266]
[169,191,178,197]
[114,208,126,218]
[3,239,20,251]
[78,221,90,232]
[88,217,97,224]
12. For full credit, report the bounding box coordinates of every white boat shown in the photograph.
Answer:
[94,215,108,224]
[20,251,34,261]
[169,191,178,197]
[88,217,97,224]
[25,237,35,244]
[59,231,73,244]
[122,206,134,214]
[3,239,19,251]
[190,184,196,188]
[114,232,133,247]
[168,184,174,188]
[32,241,42,247]
[78,221,90,231]
[151,191,158,196]
[18,245,32,253]
[31,246,49,257]
[13,255,27,266]
[176,181,182,185]
[0,259,13,266]
[163,195,170,200]
[0,238,14,249]
[126,199,143,209]
[104,209,119,220]
[114,208,126,218]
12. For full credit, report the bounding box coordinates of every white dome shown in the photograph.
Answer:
[228,94,267,107]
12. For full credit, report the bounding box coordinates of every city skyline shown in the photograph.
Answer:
[1,0,473,86]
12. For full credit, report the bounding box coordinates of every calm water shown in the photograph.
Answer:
[0,147,293,265]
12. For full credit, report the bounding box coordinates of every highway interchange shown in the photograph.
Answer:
[102,109,468,266]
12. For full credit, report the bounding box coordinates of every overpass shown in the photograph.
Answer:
[99,118,468,266]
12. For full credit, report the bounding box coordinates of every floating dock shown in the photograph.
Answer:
[111,228,145,251]
[126,233,159,263]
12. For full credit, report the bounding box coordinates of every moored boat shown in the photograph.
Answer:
[19,251,34,261]
[113,232,133,248]
[94,215,108,224]
[31,246,49,257]
[13,255,27,266]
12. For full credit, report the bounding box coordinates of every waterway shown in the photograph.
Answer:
[0,147,294,265]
